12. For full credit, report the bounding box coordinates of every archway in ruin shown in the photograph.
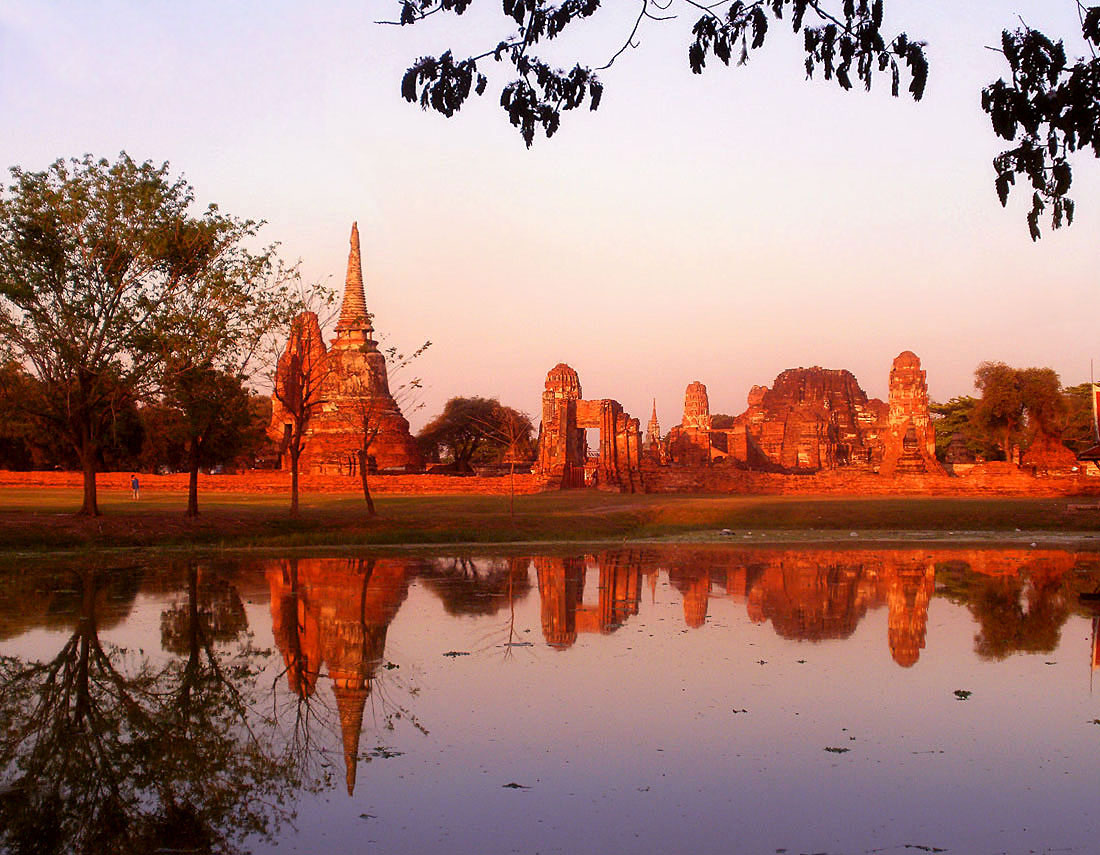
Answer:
[535,364,644,493]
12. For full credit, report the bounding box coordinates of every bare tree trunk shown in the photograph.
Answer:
[358,449,376,516]
[78,443,100,517]
[509,457,515,521]
[289,444,301,517]
[187,460,200,517]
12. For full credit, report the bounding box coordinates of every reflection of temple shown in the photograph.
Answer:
[267,558,411,795]
[536,547,1086,669]
[886,561,935,667]
[535,553,644,648]
[534,549,941,665]
[667,563,713,628]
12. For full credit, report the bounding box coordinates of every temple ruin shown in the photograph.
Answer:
[879,350,945,477]
[269,223,422,475]
[535,364,644,492]
[536,351,948,490]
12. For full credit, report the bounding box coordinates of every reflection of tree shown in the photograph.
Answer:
[161,563,249,654]
[0,564,299,855]
[147,561,294,852]
[418,556,532,617]
[934,557,1080,660]
[971,573,1069,661]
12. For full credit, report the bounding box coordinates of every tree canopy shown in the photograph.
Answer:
[389,1,1100,238]
[417,396,534,473]
[983,5,1100,239]
[971,361,1070,462]
[0,153,285,514]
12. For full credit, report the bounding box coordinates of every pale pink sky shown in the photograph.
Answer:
[2,1,1096,430]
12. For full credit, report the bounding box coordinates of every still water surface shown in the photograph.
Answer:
[3,546,1100,854]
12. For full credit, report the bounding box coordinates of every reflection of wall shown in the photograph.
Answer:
[266,557,411,795]
[747,557,874,642]
[535,553,645,649]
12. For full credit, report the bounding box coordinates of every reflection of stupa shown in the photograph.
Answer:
[885,561,935,667]
[267,557,411,795]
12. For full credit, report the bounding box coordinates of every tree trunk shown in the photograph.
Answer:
[186,442,201,517]
[509,458,515,521]
[187,461,200,517]
[358,449,376,516]
[78,444,100,516]
[289,442,301,517]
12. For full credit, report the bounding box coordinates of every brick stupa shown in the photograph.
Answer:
[270,223,422,475]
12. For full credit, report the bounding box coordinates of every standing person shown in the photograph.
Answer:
[130,474,140,500]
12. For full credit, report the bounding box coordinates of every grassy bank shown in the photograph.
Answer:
[2,486,1100,552]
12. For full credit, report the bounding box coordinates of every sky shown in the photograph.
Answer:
[1,0,1097,431]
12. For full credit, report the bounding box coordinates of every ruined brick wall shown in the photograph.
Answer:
[1,470,541,496]
[637,459,1099,496]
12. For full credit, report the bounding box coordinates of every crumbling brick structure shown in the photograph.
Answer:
[879,350,945,477]
[269,223,422,475]
[535,363,644,492]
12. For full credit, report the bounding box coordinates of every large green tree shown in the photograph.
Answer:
[972,361,1071,462]
[162,366,260,516]
[0,362,41,470]
[0,153,275,515]
[390,1,1099,237]
[972,361,1026,461]
[1060,382,1098,452]
[417,396,533,474]
[929,396,1002,462]
[152,239,294,516]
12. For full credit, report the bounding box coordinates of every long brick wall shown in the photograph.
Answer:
[0,470,542,496]
[4,461,1098,498]
[639,461,1100,497]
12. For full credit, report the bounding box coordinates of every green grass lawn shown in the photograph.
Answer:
[2,486,1100,552]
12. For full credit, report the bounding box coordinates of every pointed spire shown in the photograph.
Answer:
[333,684,369,797]
[335,221,372,334]
[646,399,660,444]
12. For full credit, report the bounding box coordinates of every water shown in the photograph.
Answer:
[2,545,1099,855]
